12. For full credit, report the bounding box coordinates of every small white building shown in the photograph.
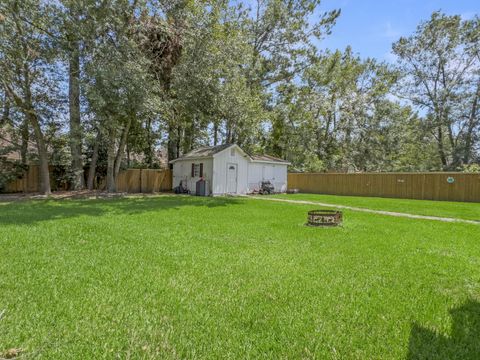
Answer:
[170,144,290,195]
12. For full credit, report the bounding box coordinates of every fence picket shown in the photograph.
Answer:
[3,166,172,194]
[288,172,480,202]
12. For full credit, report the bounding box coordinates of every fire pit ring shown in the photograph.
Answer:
[306,210,343,227]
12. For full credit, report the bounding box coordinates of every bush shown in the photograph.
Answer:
[462,163,480,173]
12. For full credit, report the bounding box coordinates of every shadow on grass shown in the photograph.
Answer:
[0,195,241,225]
[407,300,480,359]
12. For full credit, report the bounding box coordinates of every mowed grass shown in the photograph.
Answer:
[270,193,480,221]
[1,195,480,359]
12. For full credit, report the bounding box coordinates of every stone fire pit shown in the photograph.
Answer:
[306,210,343,227]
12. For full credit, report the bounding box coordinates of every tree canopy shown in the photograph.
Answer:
[0,1,479,193]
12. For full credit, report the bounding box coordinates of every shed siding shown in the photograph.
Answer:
[247,163,264,191]
[247,163,288,192]
[172,158,213,194]
[273,164,288,192]
[172,145,288,195]
[212,146,250,195]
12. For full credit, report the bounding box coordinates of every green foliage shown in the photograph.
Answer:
[301,154,326,172]
[393,12,480,169]
[1,2,479,191]
[269,47,429,172]
[44,122,74,190]
[462,163,480,173]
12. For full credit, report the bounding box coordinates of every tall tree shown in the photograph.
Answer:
[84,0,158,192]
[168,1,266,152]
[268,47,432,172]
[246,0,340,87]
[62,1,85,189]
[0,0,57,194]
[393,12,480,169]
[137,0,186,161]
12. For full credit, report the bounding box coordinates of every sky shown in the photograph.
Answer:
[318,0,479,62]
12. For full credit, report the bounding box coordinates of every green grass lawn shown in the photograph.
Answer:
[270,193,480,221]
[1,195,480,359]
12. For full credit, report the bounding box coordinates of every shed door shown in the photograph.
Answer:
[226,163,238,194]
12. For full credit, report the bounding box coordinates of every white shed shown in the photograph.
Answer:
[170,144,290,195]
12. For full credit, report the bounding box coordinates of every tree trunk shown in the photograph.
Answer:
[176,125,181,158]
[28,111,51,195]
[20,117,29,166]
[213,122,218,146]
[114,118,131,180]
[143,118,153,167]
[183,117,195,154]
[446,122,458,168]
[106,126,116,192]
[463,81,480,164]
[167,123,177,161]
[68,42,84,190]
[271,117,284,157]
[436,125,448,168]
[1,95,9,125]
[226,122,232,144]
[87,130,101,190]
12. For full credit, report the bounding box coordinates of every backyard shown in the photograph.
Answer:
[1,194,480,359]
[270,193,480,221]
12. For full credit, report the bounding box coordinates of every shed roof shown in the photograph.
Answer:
[169,144,234,163]
[251,154,290,164]
[169,143,290,165]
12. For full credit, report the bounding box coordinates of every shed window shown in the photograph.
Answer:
[191,163,203,177]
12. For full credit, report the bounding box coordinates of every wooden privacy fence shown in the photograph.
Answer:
[288,172,480,202]
[3,166,45,193]
[115,169,172,193]
[3,166,172,193]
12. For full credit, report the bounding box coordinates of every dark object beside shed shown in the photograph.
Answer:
[196,179,207,196]
[259,181,275,194]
